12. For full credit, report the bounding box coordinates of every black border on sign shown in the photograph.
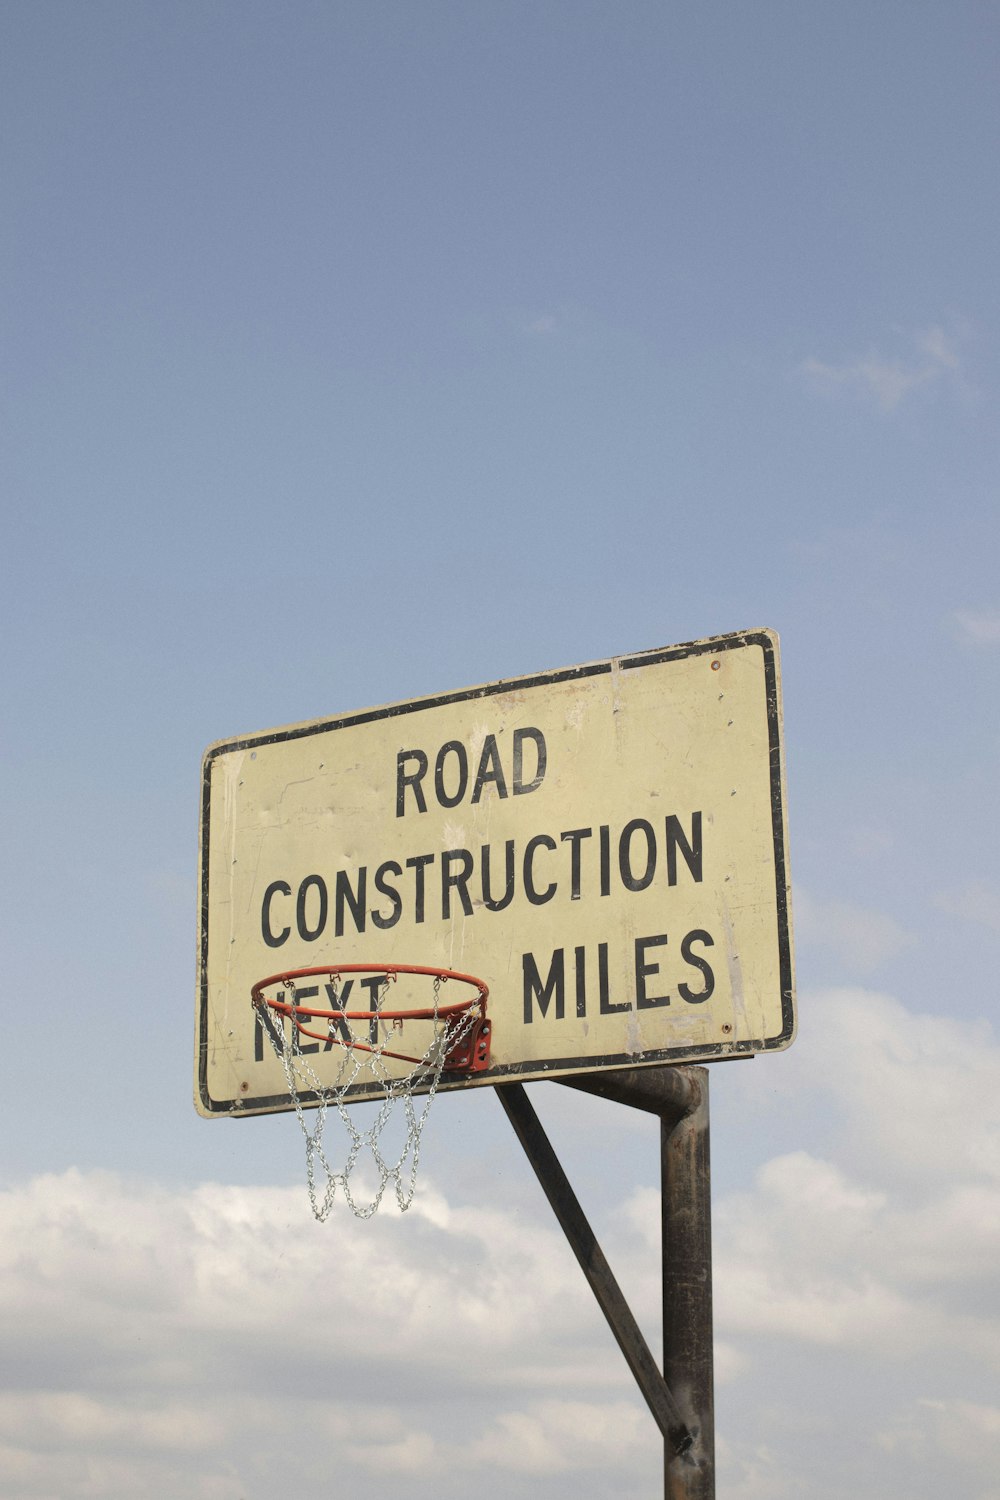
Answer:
[196,629,794,1116]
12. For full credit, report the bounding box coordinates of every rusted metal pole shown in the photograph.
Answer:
[661,1070,714,1499]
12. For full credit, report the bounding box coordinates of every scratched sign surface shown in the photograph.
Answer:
[195,629,794,1115]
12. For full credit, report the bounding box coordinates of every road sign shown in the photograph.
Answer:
[195,629,794,1116]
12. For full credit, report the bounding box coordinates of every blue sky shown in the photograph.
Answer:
[2,3,998,1497]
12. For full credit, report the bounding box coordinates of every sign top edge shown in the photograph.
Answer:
[201,627,781,765]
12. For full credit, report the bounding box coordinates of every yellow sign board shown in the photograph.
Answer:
[196,630,794,1114]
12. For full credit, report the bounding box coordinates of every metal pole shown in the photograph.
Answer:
[661,1071,714,1499]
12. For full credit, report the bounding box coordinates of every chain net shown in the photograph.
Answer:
[256,971,482,1220]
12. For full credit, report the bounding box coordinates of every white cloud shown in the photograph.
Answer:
[713,1436,813,1500]
[710,989,1000,1497]
[715,1147,1000,1360]
[801,325,965,411]
[470,1399,649,1474]
[915,325,961,371]
[797,989,1000,1186]
[953,609,1000,647]
[793,886,913,972]
[1,989,998,1498]
[0,1391,224,1451]
[346,1428,437,1474]
[845,822,895,859]
[0,1167,657,1498]
[878,1398,1000,1489]
[525,313,558,335]
[935,879,1000,933]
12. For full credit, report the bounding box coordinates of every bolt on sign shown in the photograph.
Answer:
[195,629,794,1116]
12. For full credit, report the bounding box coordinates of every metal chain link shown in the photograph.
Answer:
[261,972,479,1220]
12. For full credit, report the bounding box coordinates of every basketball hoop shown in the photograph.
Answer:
[251,964,490,1220]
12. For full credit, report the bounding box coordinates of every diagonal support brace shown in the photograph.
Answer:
[495,1080,694,1458]
[559,1065,715,1500]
